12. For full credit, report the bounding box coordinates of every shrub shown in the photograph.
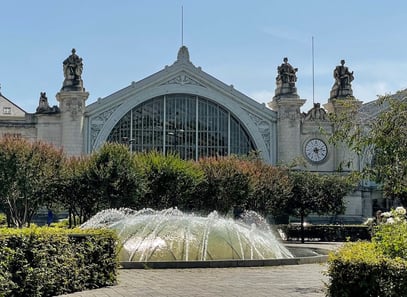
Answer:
[327,242,407,297]
[0,227,118,297]
[327,207,407,296]
[197,157,251,214]
[134,151,204,210]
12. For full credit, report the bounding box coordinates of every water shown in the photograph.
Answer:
[81,208,293,262]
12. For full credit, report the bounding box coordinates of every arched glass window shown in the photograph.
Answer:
[107,94,256,159]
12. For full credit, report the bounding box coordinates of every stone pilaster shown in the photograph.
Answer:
[56,91,89,156]
[268,97,306,165]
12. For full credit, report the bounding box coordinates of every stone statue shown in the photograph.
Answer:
[277,57,298,86]
[61,48,84,91]
[36,92,60,114]
[274,57,299,98]
[330,59,354,99]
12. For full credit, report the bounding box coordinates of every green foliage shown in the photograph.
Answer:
[0,227,117,297]
[87,143,146,209]
[327,209,407,296]
[0,213,7,227]
[372,208,407,259]
[197,157,251,214]
[238,160,292,216]
[327,242,407,297]
[59,143,147,224]
[0,138,65,227]
[329,94,407,202]
[134,151,204,210]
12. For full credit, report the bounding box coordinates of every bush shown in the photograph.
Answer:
[327,242,407,297]
[197,157,251,214]
[134,151,204,210]
[327,207,407,297]
[0,227,118,297]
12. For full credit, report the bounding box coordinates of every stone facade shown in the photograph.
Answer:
[0,47,392,219]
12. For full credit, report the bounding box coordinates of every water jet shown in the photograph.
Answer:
[81,208,327,269]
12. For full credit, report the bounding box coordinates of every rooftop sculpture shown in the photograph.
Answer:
[61,48,84,91]
[330,59,354,99]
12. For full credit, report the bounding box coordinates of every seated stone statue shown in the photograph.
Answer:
[277,57,298,86]
[61,48,84,91]
[63,48,83,80]
[330,59,354,99]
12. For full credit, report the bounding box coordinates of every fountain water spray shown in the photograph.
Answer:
[81,208,293,262]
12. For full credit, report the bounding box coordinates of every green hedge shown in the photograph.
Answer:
[0,227,118,297]
[279,224,371,242]
[326,242,407,297]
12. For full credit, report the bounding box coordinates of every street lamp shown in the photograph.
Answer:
[167,129,184,152]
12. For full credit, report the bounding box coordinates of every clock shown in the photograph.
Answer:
[304,138,328,163]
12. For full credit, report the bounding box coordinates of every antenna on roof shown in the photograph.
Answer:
[181,5,184,46]
[312,36,315,104]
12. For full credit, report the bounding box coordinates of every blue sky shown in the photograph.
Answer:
[1,0,406,112]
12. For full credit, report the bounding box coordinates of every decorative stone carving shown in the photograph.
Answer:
[161,74,206,87]
[177,45,190,63]
[247,111,272,152]
[330,59,354,99]
[302,103,327,121]
[90,106,119,149]
[274,57,299,99]
[61,49,84,91]
[64,97,84,120]
[36,92,59,114]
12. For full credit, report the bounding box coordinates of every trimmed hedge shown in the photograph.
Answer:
[0,227,118,297]
[326,242,407,297]
[279,224,371,242]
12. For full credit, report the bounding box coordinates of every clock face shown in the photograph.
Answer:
[304,139,328,163]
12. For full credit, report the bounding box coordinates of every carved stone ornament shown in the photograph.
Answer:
[90,106,119,149]
[36,92,60,114]
[302,103,327,121]
[247,111,271,152]
[161,74,206,87]
[64,97,83,120]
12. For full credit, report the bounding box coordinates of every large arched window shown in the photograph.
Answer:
[107,94,256,159]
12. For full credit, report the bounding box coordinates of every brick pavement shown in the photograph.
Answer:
[57,263,329,297]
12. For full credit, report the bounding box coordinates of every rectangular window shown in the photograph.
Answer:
[3,107,11,114]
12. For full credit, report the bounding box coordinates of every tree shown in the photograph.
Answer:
[134,151,204,210]
[197,157,251,215]
[285,171,351,243]
[329,93,407,204]
[86,143,146,210]
[239,160,293,218]
[0,137,64,227]
[58,156,96,226]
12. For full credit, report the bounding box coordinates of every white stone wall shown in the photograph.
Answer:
[57,91,89,156]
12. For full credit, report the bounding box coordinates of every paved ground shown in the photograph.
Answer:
[57,243,339,297]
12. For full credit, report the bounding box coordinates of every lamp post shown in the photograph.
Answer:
[122,137,135,152]
[167,128,184,152]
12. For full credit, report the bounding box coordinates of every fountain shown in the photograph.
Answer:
[81,208,297,267]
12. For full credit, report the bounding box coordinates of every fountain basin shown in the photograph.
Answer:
[81,208,327,268]
[120,246,329,269]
